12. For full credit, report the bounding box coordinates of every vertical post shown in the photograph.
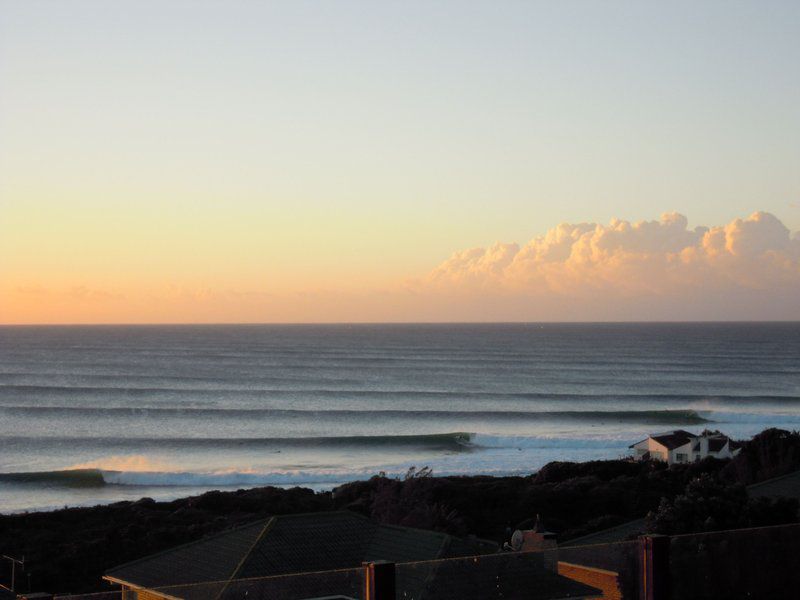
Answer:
[2,555,24,592]
[641,535,670,600]
[363,560,395,600]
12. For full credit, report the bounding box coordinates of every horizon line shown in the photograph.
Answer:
[2,319,799,327]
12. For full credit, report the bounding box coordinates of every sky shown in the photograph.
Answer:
[1,0,799,323]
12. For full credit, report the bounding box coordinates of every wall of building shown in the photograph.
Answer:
[557,562,620,600]
[633,438,669,461]
[669,442,694,464]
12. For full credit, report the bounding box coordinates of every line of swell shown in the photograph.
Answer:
[0,406,713,424]
[0,432,476,451]
[1,385,797,402]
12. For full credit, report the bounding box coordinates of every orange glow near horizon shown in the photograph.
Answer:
[2,212,799,324]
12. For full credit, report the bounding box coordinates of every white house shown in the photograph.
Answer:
[629,430,742,465]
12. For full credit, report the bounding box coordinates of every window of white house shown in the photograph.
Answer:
[676,453,687,463]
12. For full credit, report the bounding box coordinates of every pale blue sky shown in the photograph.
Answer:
[1,1,799,312]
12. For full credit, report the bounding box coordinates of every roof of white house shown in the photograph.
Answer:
[629,429,697,450]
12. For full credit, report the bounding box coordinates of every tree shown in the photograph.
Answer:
[647,473,799,535]
[723,428,800,485]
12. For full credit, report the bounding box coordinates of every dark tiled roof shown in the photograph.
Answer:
[235,512,375,579]
[442,535,498,558]
[708,438,727,452]
[365,523,446,563]
[562,518,647,546]
[748,469,800,500]
[105,519,265,588]
[106,511,496,589]
[650,430,696,450]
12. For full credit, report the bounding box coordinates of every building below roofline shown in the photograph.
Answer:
[103,511,600,600]
[629,429,742,465]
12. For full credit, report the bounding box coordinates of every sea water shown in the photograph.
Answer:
[1,323,799,512]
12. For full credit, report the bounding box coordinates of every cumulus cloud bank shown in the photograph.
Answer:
[424,212,800,320]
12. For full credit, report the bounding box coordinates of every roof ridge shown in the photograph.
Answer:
[269,509,371,521]
[560,517,647,546]
[436,530,452,555]
[228,517,277,581]
[212,517,278,600]
[377,521,451,538]
[745,467,800,491]
[105,517,269,575]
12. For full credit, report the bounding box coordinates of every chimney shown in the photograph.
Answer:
[520,515,558,571]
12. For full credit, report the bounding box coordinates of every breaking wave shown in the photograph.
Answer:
[0,433,640,489]
[0,468,359,488]
[0,465,523,489]
[0,469,107,487]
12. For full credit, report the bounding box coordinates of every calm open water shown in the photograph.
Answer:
[1,323,799,512]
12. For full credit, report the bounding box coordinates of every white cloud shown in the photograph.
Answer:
[421,212,800,320]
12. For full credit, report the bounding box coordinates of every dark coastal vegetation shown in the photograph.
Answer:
[1,428,798,594]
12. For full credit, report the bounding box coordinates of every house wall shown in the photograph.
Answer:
[715,443,736,460]
[669,442,694,465]
[698,438,740,461]
[632,441,649,458]
[633,439,669,461]
[558,562,619,600]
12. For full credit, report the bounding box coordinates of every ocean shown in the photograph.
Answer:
[1,323,799,513]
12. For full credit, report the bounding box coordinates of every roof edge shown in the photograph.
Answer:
[101,578,184,600]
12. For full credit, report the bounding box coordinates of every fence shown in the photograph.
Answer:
[558,539,640,599]
[668,522,800,600]
[152,567,365,600]
[394,549,565,599]
[142,551,574,600]
[41,522,800,600]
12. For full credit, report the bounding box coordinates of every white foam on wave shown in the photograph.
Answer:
[99,463,535,487]
[94,434,639,488]
[67,454,176,472]
[698,411,800,424]
[687,398,800,416]
[471,434,634,449]
[101,468,375,487]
